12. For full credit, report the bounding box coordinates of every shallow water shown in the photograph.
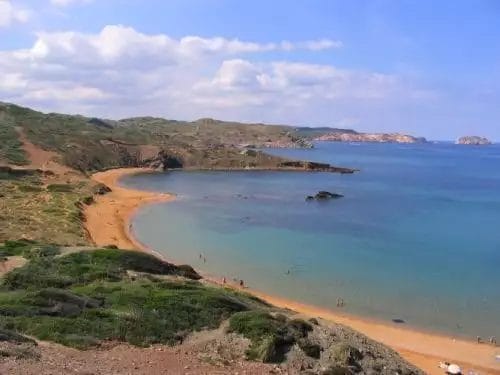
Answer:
[121,142,500,339]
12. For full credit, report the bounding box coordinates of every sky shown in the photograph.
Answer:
[1,0,499,140]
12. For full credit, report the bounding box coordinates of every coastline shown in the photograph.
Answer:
[84,167,500,375]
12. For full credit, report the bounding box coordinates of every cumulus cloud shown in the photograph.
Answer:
[0,24,431,129]
[0,1,30,27]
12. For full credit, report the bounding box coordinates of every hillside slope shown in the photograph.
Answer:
[1,102,351,172]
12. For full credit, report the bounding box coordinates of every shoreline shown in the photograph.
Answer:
[84,167,500,375]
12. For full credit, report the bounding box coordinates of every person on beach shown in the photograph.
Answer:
[477,336,482,344]
[222,277,226,284]
[239,279,245,288]
[490,336,496,345]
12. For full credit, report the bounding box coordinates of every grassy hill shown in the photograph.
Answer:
[0,102,326,172]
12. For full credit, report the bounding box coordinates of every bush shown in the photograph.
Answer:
[3,249,200,290]
[0,239,37,256]
[228,311,307,363]
[0,279,255,349]
[47,184,74,192]
[298,338,321,358]
[23,244,60,259]
[331,343,363,367]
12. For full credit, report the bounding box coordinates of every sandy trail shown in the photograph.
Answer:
[16,127,75,175]
[84,168,500,375]
[0,256,27,277]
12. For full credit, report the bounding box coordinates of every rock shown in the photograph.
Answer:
[330,343,363,367]
[308,318,320,326]
[316,191,343,200]
[309,191,344,201]
[92,183,112,195]
[306,191,344,201]
[298,338,322,359]
[456,136,492,145]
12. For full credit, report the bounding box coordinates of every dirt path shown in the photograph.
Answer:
[15,127,75,175]
[0,340,275,375]
[0,256,27,277]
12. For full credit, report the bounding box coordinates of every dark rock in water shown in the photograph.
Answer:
[306,191,344,201]
[316,191,343,200]
[392,318,405,324]
[309,191,344,200]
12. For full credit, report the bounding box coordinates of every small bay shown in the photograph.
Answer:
[121,142,500,339]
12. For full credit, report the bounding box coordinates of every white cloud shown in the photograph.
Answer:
[0,1,30,27]
[50,0,93,7]
[0,24,433,130]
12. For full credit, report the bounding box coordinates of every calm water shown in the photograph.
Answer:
[121,142,500,339]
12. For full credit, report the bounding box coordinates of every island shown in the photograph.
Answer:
[456,136,492,145]
[313,131,427,144]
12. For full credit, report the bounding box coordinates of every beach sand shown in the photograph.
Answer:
[84,167,500,375]
[84,168,174,251]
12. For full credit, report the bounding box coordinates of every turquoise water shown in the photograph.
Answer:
[121,142,500,339]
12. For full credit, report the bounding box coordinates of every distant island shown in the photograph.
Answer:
[313,131,427,144]
[456,136,492,145]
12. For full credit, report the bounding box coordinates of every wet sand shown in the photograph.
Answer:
[84,167,500,375]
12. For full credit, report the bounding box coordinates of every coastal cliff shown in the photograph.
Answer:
[315,131,427,144]
[456,136,492,145]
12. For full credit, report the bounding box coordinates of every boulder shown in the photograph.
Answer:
[307,191,344,201]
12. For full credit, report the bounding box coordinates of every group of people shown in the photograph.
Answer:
[198,254,246,288]
[476,335,497,345]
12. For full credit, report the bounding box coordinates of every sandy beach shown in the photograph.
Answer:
[84,168,174,251]
[84,167,500,375]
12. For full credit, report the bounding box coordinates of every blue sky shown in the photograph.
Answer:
[1,0,499,140]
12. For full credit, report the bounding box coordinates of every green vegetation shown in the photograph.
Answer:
[228,311,316,362]
[0,239,39,257]
[3,248,200,290]
[0,102,308,172]
[0,244,271,349]
[0,113,28,165]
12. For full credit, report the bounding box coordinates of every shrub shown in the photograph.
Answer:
[331,343,363,367]
[0,239,37,256]
[298,338,321,358]
[47,184,74,192]
[228,311,302,363]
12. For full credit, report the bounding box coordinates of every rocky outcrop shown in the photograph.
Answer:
[456,136,492,145]
[315,132,427,144]
[306,191,344,201]
[262,139,314,149]
[278,161,357,174]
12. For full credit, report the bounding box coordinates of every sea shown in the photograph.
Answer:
[120,141,500,339]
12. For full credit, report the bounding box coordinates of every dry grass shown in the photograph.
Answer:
[0,172,94,245]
